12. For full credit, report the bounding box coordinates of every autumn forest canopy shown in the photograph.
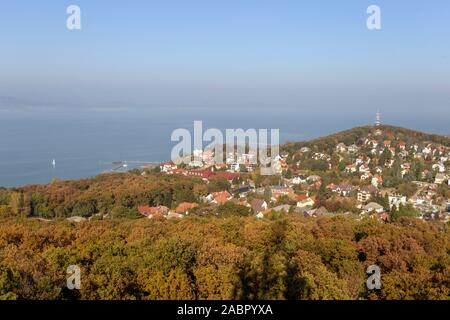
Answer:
[0,215,449,300]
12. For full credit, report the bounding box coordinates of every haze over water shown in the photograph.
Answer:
[1,107,449,187]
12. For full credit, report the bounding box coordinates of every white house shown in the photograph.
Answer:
[300,147,311,153]
[401,163,411,171]
[435,173,447,184]
[432,163,446,173]
[189,160,203,168]
[359,164,371,174]
[372,175,383,188]
[292,176,308,185]
[355,158,364,166]
[388,194,407,210]
[423,145,433,155]
[357,186,377,203]
[360,172,372,180]
[362,202,384,214]
[160,162,178,173]
[385,160,395,168]
[336,143,347,153]
[296,196,315,208]
[333,183,353,197]
[348,144,359,153]
[399,150,409,158]
[229,163,240,172]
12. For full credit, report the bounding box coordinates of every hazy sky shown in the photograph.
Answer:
[1,0,449,116]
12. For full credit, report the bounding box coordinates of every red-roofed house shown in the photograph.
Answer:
[175,202,199,214]
[185,170,214,180]
[296,195,315,208]
[137,205,169,218]
[326,183,337,190]
[371,175,383,188]
[214,171,241,182]
[207,191,232,204]
[345,164,357,173]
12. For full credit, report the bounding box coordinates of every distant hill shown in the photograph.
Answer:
[282,125,450,154]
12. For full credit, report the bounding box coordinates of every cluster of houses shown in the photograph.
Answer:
[332,136,450,221]
[161,149,288,175]
[137,128,450,222]
[138,173,321,220]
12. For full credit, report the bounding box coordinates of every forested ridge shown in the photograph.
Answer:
[0,173,208,219]
[282,125,450,154]
[0,215,449,300]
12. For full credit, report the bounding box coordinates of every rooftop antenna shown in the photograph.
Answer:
[375,110,381,126]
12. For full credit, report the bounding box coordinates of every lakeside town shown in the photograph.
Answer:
[134,116,450,224]
[2,119,449,301]
[2,117,450,301]
[2,115,450,225]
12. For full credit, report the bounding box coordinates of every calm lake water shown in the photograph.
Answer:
[1,108,449,187]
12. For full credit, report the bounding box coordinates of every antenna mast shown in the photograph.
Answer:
[375,110,381,126]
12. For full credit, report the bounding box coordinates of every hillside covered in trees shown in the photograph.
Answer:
[282,125,450,155]
[0,215,449,300]
[0,173,209,219]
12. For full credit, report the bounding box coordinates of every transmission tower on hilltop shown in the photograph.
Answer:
[375,110,381,126]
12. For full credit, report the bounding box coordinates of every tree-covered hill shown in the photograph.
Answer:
[282,125,450,155]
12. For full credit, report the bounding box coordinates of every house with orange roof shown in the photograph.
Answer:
[398,141,407,150]
[371,175,383,188]
[206,191,232,205]
[184,169,214,181]
[137,205,169,218]
[296,194,315,208]
[175,202,199,214]
[326,183,337,190]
